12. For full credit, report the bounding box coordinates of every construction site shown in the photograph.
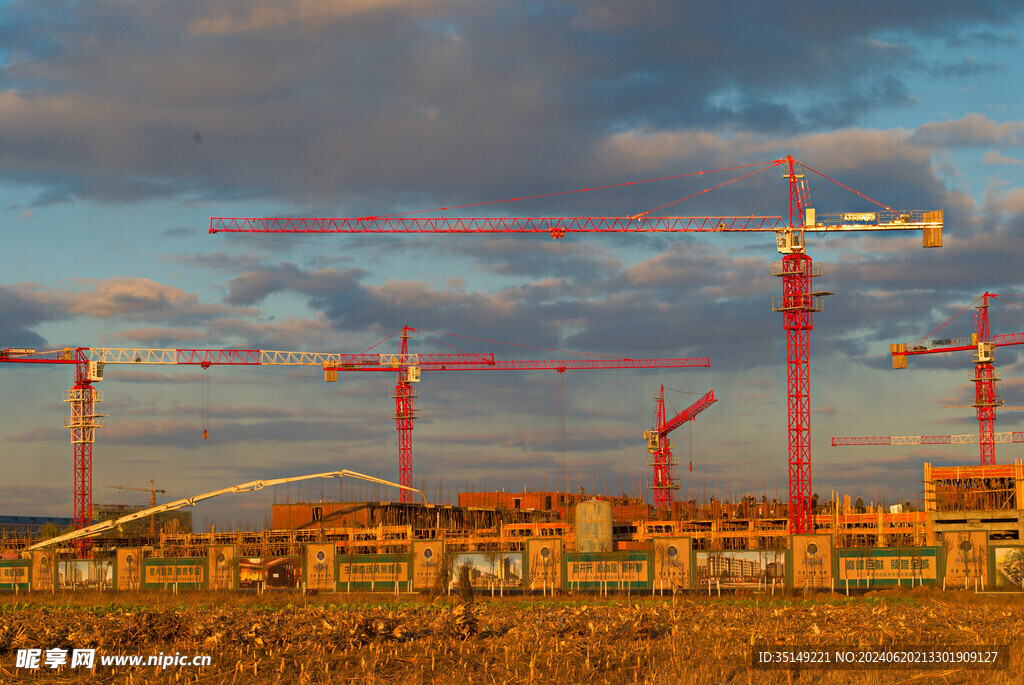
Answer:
[1,158,1023,594]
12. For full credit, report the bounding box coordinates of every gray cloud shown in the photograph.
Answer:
[7,416,375,450]
[1,1,1021,208]
[0,284,63,347]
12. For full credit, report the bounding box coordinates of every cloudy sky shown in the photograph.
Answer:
[3,1,1024,526]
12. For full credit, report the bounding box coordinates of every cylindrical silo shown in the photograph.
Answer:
[575,498,613,553]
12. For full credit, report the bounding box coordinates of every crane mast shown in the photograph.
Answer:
[974,294,999,464]
[66,350,105,551]
[775,157,822,534]
[392,328,418,503]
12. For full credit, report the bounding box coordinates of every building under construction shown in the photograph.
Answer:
[4,460,1020,557]
[1,459,1022,592]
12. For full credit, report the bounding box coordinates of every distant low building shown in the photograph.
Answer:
[92,504,192,538]
[0,515,75,540]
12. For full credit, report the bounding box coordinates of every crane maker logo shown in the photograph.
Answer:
[842,212,878,223]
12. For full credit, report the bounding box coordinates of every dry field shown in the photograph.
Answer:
[1,588,1022,684]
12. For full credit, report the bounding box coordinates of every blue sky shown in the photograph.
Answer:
[3,1,1024,526]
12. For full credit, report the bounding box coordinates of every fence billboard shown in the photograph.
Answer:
[30,551,55,592]
[142,558,206,590]
[527,538,562,592]
[450,552,523,591]
[836,547,940,587]
[59,559,114,590]
[116,548,143,591]
[789,534,833,590]
[305,544,336,591]
[237,557,300,590]
[652,538,691,592]
[564,552,649,590]
[337,554,409,591]
[412,540,444,591]
[208,546,235,590]
[943,531,987,588]
[989,545,1023,590]
[0,560,29,591]
[696,550,782,590]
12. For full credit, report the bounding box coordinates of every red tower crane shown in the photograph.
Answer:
[644,387,716,509]
[1,347,262,551]
[209,154,944,533]
[107,480,165,537]
[0,347,101,544]
[320,326,712,503]
[833,292,1024,465]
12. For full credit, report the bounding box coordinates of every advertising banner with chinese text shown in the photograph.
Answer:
[337,554,409,590]
[943,531,987,587]
[30,551,55,592]
[789,534,832,589]
[142,558,206,589]
[836,547,940,586]
[412,540,443,591]
[0,560,29,591]
[564,552,649,590]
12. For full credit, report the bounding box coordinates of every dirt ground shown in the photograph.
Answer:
[1,587,1022,683]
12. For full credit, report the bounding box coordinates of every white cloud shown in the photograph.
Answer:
[911,114,1024,148]
[982,150,1024,166]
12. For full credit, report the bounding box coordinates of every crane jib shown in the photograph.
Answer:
[210,212,942,235]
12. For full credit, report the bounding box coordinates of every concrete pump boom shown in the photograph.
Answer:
[23,470,425,554]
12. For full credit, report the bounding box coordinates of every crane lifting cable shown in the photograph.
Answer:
[200,361,211,440]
